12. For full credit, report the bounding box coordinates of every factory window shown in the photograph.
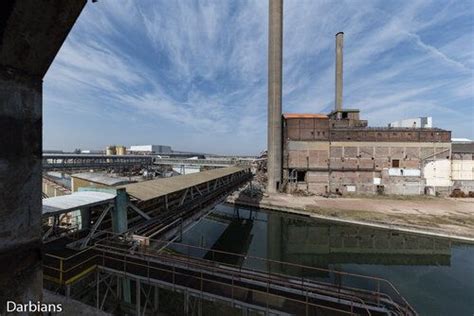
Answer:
[297,171,306,182]
[392,159,400,168]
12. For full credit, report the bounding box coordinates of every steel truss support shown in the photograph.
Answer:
[179,188,189,206]
[96,270,121,312]
[193,185,203,196]
[81,204,113,249]
[98,266,289,316]
[128,203,151,220]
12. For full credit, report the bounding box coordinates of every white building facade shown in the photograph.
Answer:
[388,117,432,128]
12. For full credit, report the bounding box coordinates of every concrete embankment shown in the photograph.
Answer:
[226,193,474,243]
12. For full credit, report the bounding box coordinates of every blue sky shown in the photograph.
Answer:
[43,0,474,155]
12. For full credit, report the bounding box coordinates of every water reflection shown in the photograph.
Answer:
[174,204,474,315]
[267,212,452,270]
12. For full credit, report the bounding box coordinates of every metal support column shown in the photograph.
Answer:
[113,188,132,304]
[80,207,90,230]
[136,279,141,316]
[184,290,189,315]
[66,284,71,299]
[153,286,159,312]
[112,188,128,233]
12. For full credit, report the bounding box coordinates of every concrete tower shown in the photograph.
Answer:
[267,0,283,193]
[335,32,344,111]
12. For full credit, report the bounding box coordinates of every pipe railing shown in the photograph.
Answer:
[96,233,412,314]
[43,235,415,315]
[45,248,366,315]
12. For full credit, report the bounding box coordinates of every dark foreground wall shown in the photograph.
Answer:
[0,0,86,311]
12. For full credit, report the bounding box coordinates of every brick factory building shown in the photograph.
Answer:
[282,109,453,196]
[278,32,461,196]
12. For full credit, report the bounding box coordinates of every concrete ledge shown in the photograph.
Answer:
[227,196,474,243]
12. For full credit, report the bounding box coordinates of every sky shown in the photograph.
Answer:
[43,0,474,155]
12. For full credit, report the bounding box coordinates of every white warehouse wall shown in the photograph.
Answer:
[452,160,474,180]
[423,159,452,187]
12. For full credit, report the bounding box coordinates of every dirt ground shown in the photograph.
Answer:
[228,193,474,241]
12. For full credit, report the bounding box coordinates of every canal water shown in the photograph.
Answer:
[172,203,474,316]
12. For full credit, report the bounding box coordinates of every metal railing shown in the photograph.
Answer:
[150,239,415,315]
[45,247,366,315]
[43,236,417,315]
[44,230,416,315]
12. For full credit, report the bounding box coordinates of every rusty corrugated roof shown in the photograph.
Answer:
[283,113,328,119]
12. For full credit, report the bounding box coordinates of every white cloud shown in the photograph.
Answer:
[44,0,474,154]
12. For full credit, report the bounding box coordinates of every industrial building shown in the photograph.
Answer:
[282,112,451,195]
[388,117,433,128]
[129,144,173,155]
[106,145,127,155]
[280,32,455,196]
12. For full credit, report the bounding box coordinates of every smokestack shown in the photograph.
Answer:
[335,31,344,111]
[267,0,283,193]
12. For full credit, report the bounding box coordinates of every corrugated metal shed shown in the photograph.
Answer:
[120,166,248,202]
[71,172,133,186]
[43,191,116,216]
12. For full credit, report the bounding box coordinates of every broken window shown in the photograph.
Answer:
[297,171,306,182]
[392,159,400,168]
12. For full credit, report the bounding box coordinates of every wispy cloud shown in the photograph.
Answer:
[44,0,474,154]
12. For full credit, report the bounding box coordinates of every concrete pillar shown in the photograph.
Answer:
[335,32,344,111]
[0,1,86,310]
[0,66,43,310]
[267,0,283,193]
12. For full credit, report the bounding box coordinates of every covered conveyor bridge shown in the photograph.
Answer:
[42,191,116,217]
[42,166,252,245]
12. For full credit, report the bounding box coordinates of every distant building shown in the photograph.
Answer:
[80,149,104,154]
[43,150,64,154]
[116,145,127,155]
[452,138,472,143]
[129,145,172,155]
[105,145,127,155]
[388,117,432,128]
